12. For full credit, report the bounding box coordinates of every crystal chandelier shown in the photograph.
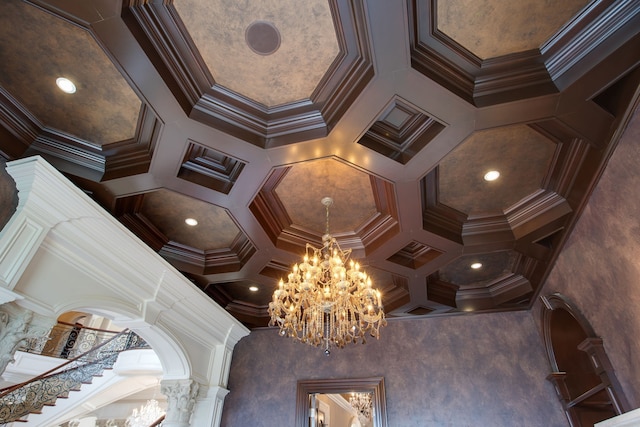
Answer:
[268,197,386,355]
[125,399,165,427]
[349,392,373,422]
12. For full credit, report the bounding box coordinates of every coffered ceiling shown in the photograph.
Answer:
[0,0,639,328]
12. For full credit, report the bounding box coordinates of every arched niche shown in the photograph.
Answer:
[541,293,631,426]
[296,377,388,427]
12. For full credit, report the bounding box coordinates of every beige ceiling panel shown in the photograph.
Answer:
[437,0,589,59]
[439,125,556,215]
[174,0,339,107]
[275,159,377,234]
[141,189,239,250]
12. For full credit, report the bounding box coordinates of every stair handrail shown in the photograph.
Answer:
[0,328,145,397]
[19,321,127,359]
[149,414,166,426]
[55,321,125,334]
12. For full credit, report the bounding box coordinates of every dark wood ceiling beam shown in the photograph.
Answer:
[461,215,514,249]
[506,191,572,240]
[27,0,120,26]
[0,88,39,156]
[379,275,411,313]
[545,0,640,91]
[487,274,532,307]
[474,94,559,131]
[420,168,466,244]
[125,1,208,111]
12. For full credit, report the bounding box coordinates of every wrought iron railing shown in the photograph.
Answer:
[0,329,149,424]
[19,321,127,360]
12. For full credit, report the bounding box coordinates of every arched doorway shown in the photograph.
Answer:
[541,293,630,426]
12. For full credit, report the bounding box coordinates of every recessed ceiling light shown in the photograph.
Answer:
[185,218,198,226]
[470,262,482,269]
[249,286,259,292]
[484,170,500,181]
[56,77,76,94]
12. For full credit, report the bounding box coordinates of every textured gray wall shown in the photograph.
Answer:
[533,104,640,408]
[222,311,567,427]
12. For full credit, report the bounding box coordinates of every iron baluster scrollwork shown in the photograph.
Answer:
[0,330,149,424]
[19,321,143,360]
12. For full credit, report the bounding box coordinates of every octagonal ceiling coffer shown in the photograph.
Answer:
[128,0,374,147]
[0,1,141,145]
[115,189,255,275]
[0,0,156,182]
[250,158,399,256]
[427,250,535,312]
[438,125,557,216]
[438,251,518,286]
[407,0,600,106]
[436,0,588,60]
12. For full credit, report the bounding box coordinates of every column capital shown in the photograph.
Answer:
[161,378,200,427]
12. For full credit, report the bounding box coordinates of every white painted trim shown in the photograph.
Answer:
[595,408,640,427]
[0,286,22,304]
[0,156,250,427]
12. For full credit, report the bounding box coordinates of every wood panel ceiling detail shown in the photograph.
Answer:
[357,96,446,164]
[0,0,639,329]
[178,142,246,195]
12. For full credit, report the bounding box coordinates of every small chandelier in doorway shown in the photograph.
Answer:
[125,398,165,427]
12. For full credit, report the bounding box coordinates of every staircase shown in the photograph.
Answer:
[0,329,148,424]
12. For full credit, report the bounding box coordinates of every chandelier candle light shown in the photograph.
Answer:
[350,392,373,421]
[125,398,164,427]
[268,197,386,355]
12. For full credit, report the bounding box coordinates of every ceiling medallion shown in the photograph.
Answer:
[245,20,281,55]
[268,197,387,355]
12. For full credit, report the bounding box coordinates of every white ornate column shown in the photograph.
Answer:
[161,378,199,427]
[190,384,230,427]
[188,341,237,426]
[0,302,54,375]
